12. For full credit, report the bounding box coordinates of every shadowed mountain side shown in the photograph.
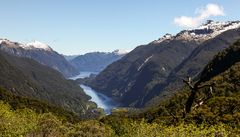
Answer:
[0,51,94,115]
[0,40,79,77]
[158,26,240,99]
[89,22,240,108]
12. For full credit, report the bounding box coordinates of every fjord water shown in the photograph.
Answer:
[80,84,116,114]
[70,71,98,79]
[70,71,117,114]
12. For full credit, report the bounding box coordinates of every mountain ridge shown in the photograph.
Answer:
[0,50,94,115]
[89,20,240,107]
[70,50,128,72]
[0,39,79,77]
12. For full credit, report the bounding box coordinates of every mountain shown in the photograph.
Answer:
[1,40,239,137]
[162,22,240,96]
[141,39,240,125]
[64,54,78,61]
[0,50,94,115]
[89,20,240,107]
[198,39,240,84]
[0,39,79,77]
[0,87,80,122]
[70,49,128,72]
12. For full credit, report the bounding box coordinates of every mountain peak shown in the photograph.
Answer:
[0,38,25,48]
[0,38,9,44]
[112,49,129,55]
[151,20,240,44]
[0,38,15,44]
[196,20,240,30]
[22,41,53,51]
[175,20,240,41]
[152,33,173,44]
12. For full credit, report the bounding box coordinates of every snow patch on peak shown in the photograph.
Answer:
[176,20,240,41]
[113,49,129,55]
[196,20,240,32]
[163,33,173,39]
[152,20,240,44]
[0,39,23,48]
[22,41,52,51]
[152,33,173,44]
[0,39,11,44]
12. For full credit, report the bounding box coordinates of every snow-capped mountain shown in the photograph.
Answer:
[176,20,240,41]
[0,39,79,77]
[152,33,173,44]
[21,41,53,51]
[89,20,240,108]
[113,49,130,55]
[153,20,240,44]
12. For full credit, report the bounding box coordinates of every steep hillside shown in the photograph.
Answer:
[0,40,79,77]
[89,21,240,107]
[157,27,240,98]
[198,40,240,83]
[140,40,240,127]
[0,87,80,122]
[0,51,94,115]
[70,50,127,72]
[90,37,199,107]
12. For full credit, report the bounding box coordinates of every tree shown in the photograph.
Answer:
[182,76,214,116]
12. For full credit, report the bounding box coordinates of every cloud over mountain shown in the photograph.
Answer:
[174,3,225,28]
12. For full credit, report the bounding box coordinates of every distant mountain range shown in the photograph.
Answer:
[69,49,128,72]
[64,55,79,61]
[89,20,240,107]
[0,40,79,77]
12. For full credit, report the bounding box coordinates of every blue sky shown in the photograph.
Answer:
[0,0,239,55]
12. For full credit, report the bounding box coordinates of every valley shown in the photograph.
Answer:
[80,84,117,114]
[0,1,240,135]
[70,71,118,114]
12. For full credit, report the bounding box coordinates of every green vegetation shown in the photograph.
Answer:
[0,51,94,115]
[1,40,240,136]
[0,87,80,122]
[0,101,114,137]
[1,100,238,137]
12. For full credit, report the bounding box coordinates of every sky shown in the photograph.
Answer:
[0,0,239,55]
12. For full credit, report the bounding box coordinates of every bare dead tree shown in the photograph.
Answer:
[182,76,214,117]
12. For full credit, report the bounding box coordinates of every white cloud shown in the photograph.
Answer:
[174,3,225,28]
[174,16,199,28]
